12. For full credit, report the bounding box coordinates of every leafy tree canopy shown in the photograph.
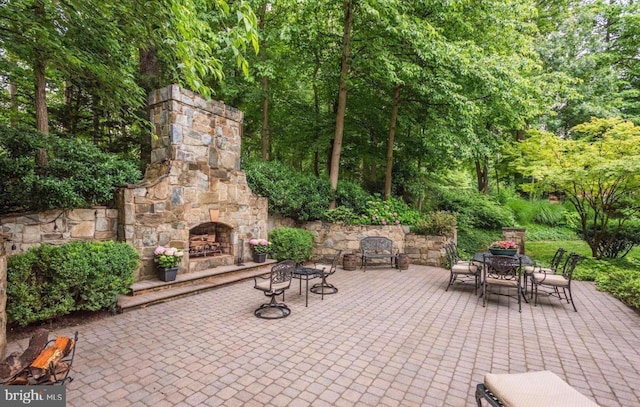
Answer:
[515,117,640,258]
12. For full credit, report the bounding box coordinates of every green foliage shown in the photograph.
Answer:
[353,197,420,226]
[516,119,640,258]
[523,224,578,241]
[268,227,315,264]
[531,205,564,226]
[502,195,571,227]
[579,221,640,259]
[412,211,457,236]
[456,228,502,259]
[244,160,332,221]
[322,206,359,224]
[335,181,373,215]
[245,160,421,226]
[6,241,138,326]
[595,266,640,309]
[0,126,141,214]
[436,188,515,230]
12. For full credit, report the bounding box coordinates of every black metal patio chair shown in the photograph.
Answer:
[253,260,295,319]
[523,247,566,297]
[532,252,582,312]
[310,250,341,295]
[444,242,481,294]
[482,254,526,312]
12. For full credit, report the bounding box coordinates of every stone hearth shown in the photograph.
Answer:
[117,85,268,281]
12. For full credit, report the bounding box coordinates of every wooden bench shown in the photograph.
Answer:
[360,236,398,271]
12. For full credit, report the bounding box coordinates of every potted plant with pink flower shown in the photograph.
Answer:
[488,240,518,256]
[154,246,184,281]
[249,238,271,263]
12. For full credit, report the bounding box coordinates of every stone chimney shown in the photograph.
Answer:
[117,85,268,281]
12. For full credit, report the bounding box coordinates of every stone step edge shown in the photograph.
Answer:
[117,267,271,312]
[129,260,277,296]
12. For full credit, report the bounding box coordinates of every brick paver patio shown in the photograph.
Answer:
[6,263,640,406]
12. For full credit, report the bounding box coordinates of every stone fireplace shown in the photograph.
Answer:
[117,85,268,281]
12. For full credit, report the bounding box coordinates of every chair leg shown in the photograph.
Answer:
[310,277,338,295]
[482,282,487,307]
[255,294,291,319]
[446,272,455,291]
[567,287,577,312]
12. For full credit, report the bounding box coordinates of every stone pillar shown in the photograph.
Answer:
[503,228,526,255]
[0,243,7,359]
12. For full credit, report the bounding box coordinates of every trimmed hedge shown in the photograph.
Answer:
[268,227,315,264]
[7,241,139,326]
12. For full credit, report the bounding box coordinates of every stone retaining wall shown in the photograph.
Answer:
[502,228,526,254]
[271,218,451,267]
[1,208,118,254]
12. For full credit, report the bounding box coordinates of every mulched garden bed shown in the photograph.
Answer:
[6,310,113,342]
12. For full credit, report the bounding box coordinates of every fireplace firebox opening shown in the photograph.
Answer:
[189,222,232,258]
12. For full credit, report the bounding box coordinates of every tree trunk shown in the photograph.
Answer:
[384,84,401,200]
[475,158,489,194]
[312,53,321,177]
[258,3,269,161]
[139,46,160,165]
[328,0,354,209]
[8,79,18,126]
[260,75,270,161]
[34,5,48,134]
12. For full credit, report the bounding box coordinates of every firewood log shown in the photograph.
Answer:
[0,328,48,382]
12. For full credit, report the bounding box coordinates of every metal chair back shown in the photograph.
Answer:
[549,248,567,272]
[485,255,522,281]
[269,260,294,291]
[560,252,582,281]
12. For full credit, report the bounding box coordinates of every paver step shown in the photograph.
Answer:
[117,260,277,312]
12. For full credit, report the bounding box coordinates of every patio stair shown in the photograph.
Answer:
[116,259,277,312]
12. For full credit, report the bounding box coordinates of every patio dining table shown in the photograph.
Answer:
[473,251,534,266]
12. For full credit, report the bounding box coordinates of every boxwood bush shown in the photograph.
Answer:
[268,227,315,264]
[6,241,139,326]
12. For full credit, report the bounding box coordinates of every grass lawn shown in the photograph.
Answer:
[526,239,640,310]
[526,239,640,265]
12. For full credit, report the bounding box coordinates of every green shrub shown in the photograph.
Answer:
[6,241,138,326]
[268,227,315,264]
[532,205,565,226]
[353,197,421,226]
[595,267,640,309]
[412,211,457,236]
[0,126,141,215]
[244,160,332,221]
[335,180,372,215]
[456,228,501,259]
[436,188,515,229]
[322,206,359,224]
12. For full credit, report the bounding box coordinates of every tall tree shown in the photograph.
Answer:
[516,118,640,258]
[328,0,354,209]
